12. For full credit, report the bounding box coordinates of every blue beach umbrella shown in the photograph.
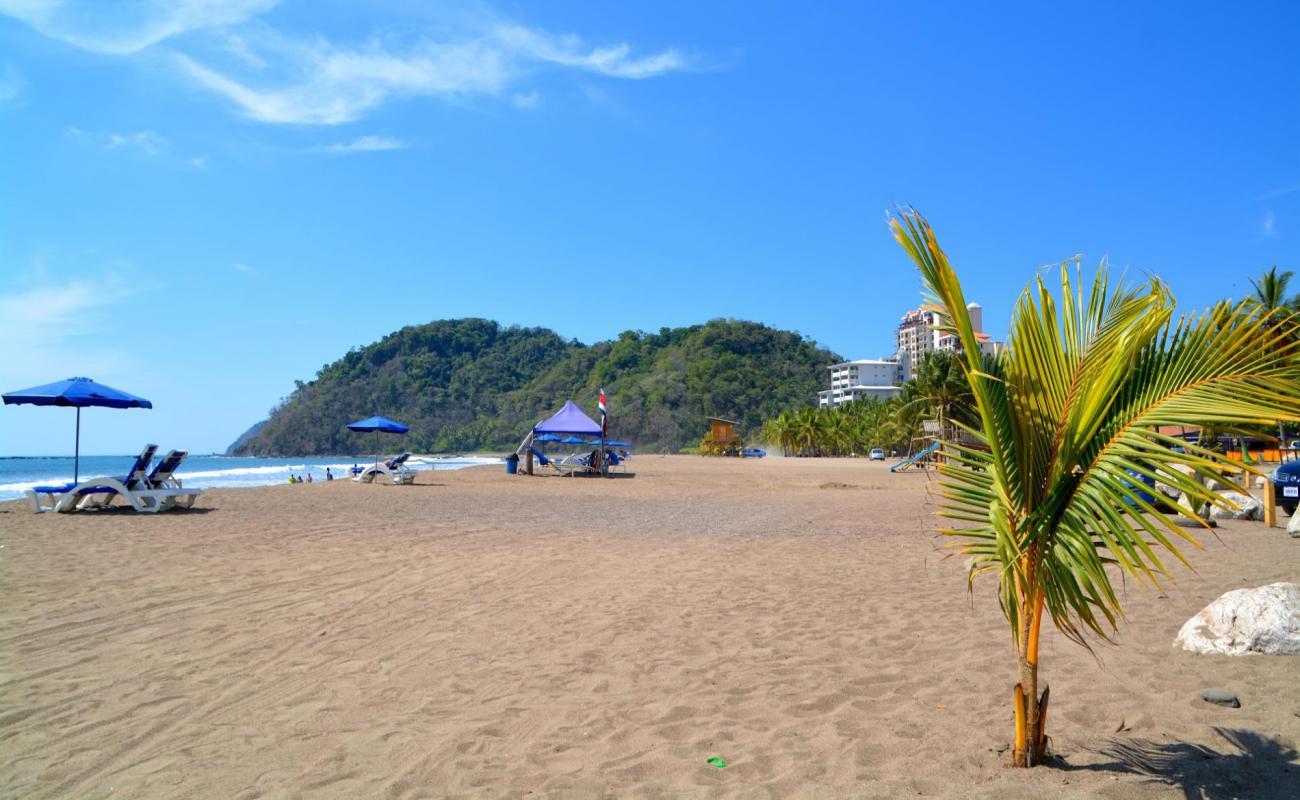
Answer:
[2,376,153,483]
[345,415,410,463]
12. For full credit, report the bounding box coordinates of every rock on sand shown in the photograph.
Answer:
[1175,582,1300,656]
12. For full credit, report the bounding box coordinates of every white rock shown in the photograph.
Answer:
[1177,492,1212,521]
[1174,583,1300,656]
[1207,491,1263,521]
[1288,511,1300,537]
[1254,476,1267,489]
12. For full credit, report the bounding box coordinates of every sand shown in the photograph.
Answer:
[1,455,1296,799]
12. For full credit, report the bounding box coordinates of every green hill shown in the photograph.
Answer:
[230,318,839,455]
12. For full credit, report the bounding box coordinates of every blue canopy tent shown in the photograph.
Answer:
[346,415,410,468]
[533,401,602,436]
[526,400,623,476]
[2,377,153,483]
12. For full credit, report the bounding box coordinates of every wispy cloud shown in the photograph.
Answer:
[64,125,208,167]
[1261,209,1278,239]
[105,129,169,155]
[232,262,256,274]
[310,135,406,154]
[1256,183,1300,203]
[0,0,280,55]
[0,268,137,381]
[511,90,540,109]
[175,25,685,125]
[0,2,692,125]
[0,60,26,104]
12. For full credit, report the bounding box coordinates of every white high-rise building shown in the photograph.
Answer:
[816,358,905,408]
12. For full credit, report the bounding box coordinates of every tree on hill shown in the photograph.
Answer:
[232,318,838,455]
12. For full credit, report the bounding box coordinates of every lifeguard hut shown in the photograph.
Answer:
[700,417,743,456]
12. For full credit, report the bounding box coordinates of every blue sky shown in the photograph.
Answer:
[1,1,1297,455]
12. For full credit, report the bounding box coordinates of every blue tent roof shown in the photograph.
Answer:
[2,376,152,409]
[346,415,410,434]
[533,400,602,435]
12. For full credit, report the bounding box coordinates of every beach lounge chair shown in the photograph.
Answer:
[354,452,415,485]
[142,449,203,509]
[26,444,146,512]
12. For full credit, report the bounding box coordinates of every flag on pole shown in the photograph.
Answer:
[598,388,608,435]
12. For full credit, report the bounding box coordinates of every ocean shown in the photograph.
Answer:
[0,453,503,502]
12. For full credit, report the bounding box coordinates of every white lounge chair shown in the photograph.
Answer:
[26,444,202,513]
[354,452,415,485]
[141,449,202,510]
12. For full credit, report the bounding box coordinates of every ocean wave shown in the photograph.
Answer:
[0,455,502,502]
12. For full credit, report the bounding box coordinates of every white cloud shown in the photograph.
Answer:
[311,135,406,154]
[0,0,279,55]
[175,27,684,125]
[232,262,256,273]
[64,126,209,167]
[0,272,136,381]
[2,3,692,125]
[1262,209,1278,239]
[0,61,26,104]
[1255,183,1300,202]
[511,90,539,109]
[105,129,169,155]
[491,24,684,79]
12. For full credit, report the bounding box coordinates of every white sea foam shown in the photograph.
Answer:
[0,454,502,501]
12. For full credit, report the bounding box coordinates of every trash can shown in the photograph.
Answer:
[505,454,519,474]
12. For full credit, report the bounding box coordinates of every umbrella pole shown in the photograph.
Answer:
[74,406,81,484]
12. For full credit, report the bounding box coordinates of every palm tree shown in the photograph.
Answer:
[1248,265,1296,312]
[902,351,972,441]
[891,210,1300,767]
[791,407,825,455]
[1247,265,1299,445]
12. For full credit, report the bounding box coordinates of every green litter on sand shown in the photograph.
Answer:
[705,757,728,769]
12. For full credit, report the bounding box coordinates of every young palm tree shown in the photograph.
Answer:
[891,210,1300,767]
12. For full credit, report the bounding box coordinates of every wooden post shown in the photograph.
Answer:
[1264,479,1277,528]
[525,448,534,476]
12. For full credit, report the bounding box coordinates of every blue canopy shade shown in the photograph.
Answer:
[3,376,153,483]
[605,441,632,448]
[3,376,153,409]
[533,400,602,436]
[346,415,410,434]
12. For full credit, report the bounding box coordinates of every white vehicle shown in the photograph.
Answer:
[869,448,885,461]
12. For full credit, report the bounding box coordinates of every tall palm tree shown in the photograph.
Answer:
[791,406,825,455]
[902,351,973,441]
[1247,265,1299,445]
[891,210,1300,767]
[1249,265,1295,312]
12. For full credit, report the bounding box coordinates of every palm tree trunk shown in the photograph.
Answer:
[1013,589,1048,766]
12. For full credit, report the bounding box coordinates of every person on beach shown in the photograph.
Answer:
[306,473,313,484]
[288,475,296,484]
[325,468,333,481]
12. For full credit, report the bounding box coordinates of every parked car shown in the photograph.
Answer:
[742,448,766,458]
[869,448,885,461]
[1270,460,1300,514]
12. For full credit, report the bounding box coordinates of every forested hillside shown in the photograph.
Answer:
[231,318,839,455]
